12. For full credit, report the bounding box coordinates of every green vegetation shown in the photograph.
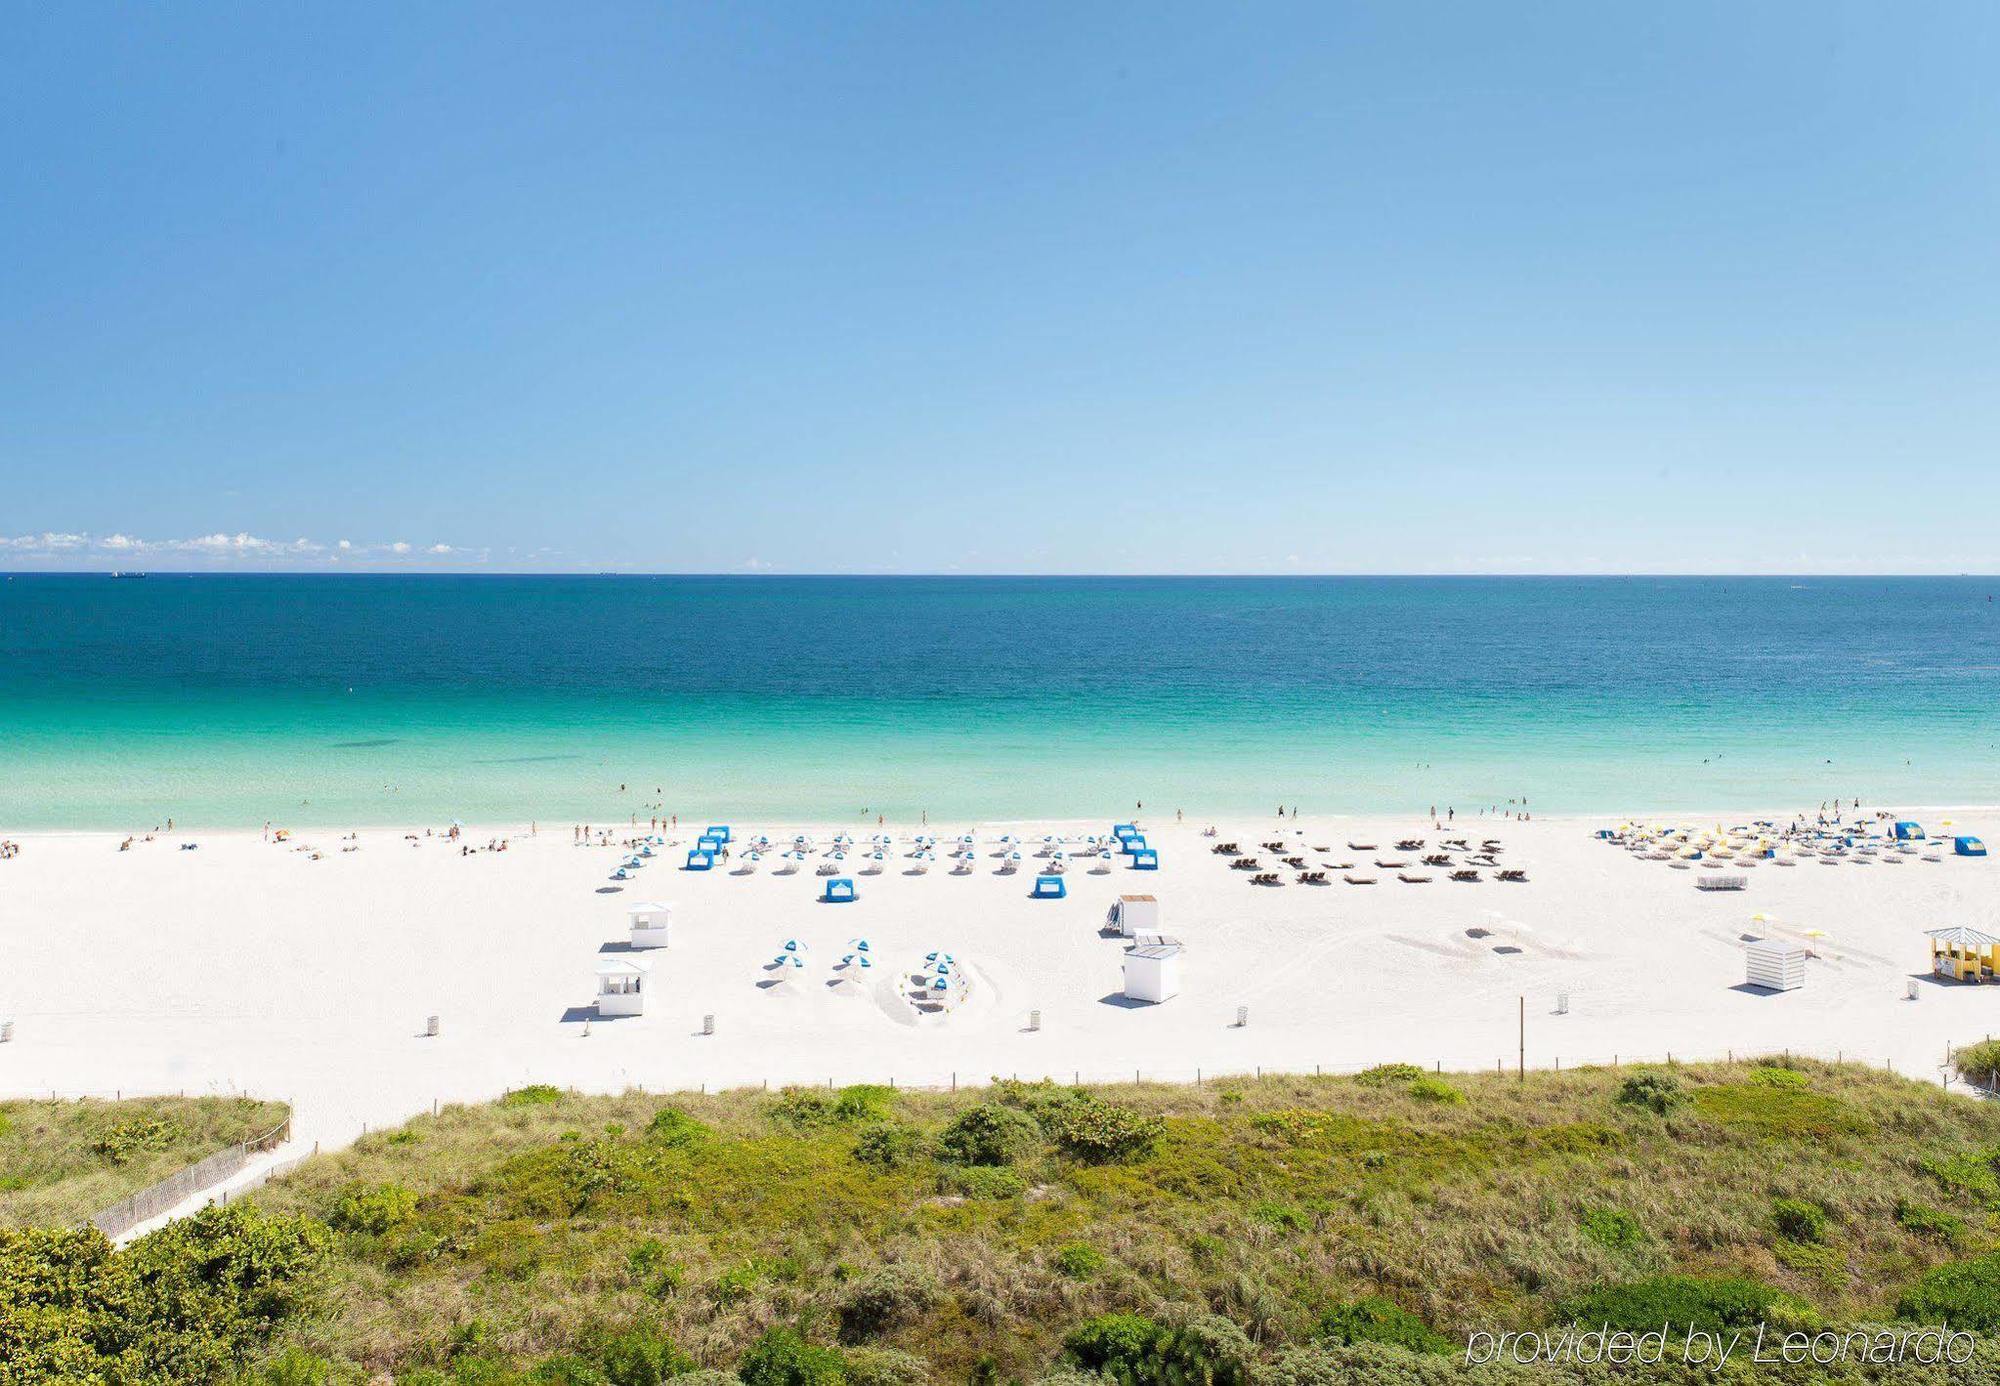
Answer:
[1554,1273,1803,1334]
[0,1203,327,1380]
[0,1095,288,1229]
[6,1062,2000,1382]
[1956,1038,2000,1088]
[1577,1205,1645,1252]
[1315,1297,1454,1354]
[1614,1070,1686,1116]
[1896,1249,2000,1331]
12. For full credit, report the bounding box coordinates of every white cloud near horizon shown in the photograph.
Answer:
[0,531,487,567]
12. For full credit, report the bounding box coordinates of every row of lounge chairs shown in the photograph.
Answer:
[1218,837,1526,884]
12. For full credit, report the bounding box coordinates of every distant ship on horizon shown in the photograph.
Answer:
[108,570,147,579]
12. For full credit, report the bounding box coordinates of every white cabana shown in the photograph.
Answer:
[595,956,652,1016]
[1744,939,1806,992]
[627,902,672,949]
[1107,894,1159,937]
[1122,943,1184,1004]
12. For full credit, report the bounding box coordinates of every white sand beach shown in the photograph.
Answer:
[3,811,1996,1151]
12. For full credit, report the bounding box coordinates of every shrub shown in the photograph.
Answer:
[1897,1250,2000,1330]
[500,1085,565,1108]
[1061,1312,1250,1386]
[1955,1038,2000,1088]
[939,1165,1025,1199]
[834,1086,897,1123]
[1894,1200,1964,1245]
[1251,1201,1308,1232]
[646,1108,708,1146]
[1,1203,335,1383]
[1354,1064,1425,1086]
[242,1346,368,1384]
[770,1089,840,1130]
[1062,1313,1163,1377]
[1750,1065,1808,1089]
[842,1346,930,1386]
[1918,1146,2000,1206]
[838,1264,939,1342]
[1556,1274,1795,1333]
[1615,1072,1686,1116]
[329,1183,419,1235]
[1578,1206,1645,1252]
[90,1117,181,1165]
[1771,1196,1829,1244]
[667,1374,739,1386]
[1053,1243,1105,1279]
[597,1323,696,1385]
[1315,1297,1452,1354]
[1406,1077,1463,1105]
[936,1105,1041,1166]
[737,1327,847,1386]
[1156,1313,1253,1385]
[532,1355,610,1384]
[1038,1096,1164,1164]
[852,1123,927,1171]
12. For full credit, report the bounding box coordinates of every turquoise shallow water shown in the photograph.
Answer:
[2,575,1996,828]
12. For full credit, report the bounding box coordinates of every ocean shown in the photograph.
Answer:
[1,574,1995,829]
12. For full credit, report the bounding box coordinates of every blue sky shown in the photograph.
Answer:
[3,3,1997,573]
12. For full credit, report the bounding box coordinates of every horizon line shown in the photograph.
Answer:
[5,569,1998,580]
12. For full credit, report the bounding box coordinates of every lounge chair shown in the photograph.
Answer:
[1422,854,1451,866]
[1343,874,1377,885]
[1395,839,1425,851]
[1398,873,1433,884]
[1497,869,1527,882]
[1348,841,1377,851]
[1375,859,1407,869]
[1449,869,1481,882]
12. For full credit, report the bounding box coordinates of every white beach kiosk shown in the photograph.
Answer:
[1122,942,1184,1004]
[627,902,673,949]
[1743,939,1807,992]
[1106,894,1159,938]
[595,956,652,1017]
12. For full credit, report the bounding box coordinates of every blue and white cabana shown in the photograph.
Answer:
[1032,873,1067,899]
[1129,847,1159,870]
[1121,834,1148,856]
[1955,836,1988,857]
[705,825,733,844]
[1112,823,1140,843]
[685,849,715,871]
[822,877,858,904]
[1893,821,1925,841]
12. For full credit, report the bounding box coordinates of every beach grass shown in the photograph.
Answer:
[0,1094,289,1229]
[233,1058,2000,1381]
